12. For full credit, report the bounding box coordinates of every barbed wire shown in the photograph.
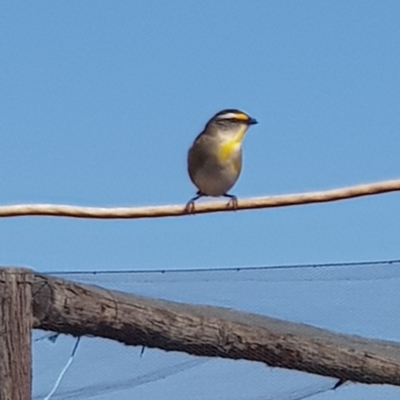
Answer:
[47,258,400,276]
[3,259,399,278]
[0,179,399,219]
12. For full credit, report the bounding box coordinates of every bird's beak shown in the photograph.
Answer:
[248,117,258,125]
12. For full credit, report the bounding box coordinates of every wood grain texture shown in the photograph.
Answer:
[32,273,400,385]
[0,268,33,400]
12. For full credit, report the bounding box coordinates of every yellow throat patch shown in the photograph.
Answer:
[217,127,246,163]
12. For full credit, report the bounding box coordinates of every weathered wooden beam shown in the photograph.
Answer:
[0,268,33,400]
[32,273,400,386]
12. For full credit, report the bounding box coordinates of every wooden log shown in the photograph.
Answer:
[0,268,33,400]
[32,273,400,386]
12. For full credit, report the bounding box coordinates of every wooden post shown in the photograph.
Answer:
[0,268,33,400]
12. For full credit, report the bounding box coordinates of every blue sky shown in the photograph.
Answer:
[2,1,400,272]
[2,2,400,399]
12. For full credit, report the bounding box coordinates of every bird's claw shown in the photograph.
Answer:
[224,194,238,210]
[184,200,196,214]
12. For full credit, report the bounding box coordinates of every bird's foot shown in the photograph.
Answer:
[224,194,238,210]
[184,200,196,214]
[185,193,203,214]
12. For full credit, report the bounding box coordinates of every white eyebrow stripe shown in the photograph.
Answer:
[217,112,241,120]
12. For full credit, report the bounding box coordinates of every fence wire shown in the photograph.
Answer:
[34,259,400,400]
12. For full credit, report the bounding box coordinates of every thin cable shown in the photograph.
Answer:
[45,358,209,399]
[46,258,400,276]
[0,178,400,219]
[43,337,81,400]
[279,380,351,400]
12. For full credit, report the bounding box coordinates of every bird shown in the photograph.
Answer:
[186,109,258,212]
